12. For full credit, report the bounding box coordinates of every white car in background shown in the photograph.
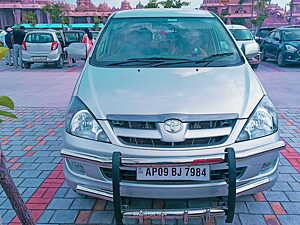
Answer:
[226,24,261,69]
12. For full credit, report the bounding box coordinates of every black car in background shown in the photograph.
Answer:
[255,27,275,45]
[260,27,300,66]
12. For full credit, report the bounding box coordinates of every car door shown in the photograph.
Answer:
[269,31,281,58]
[65,43,87,60]
[262,31,274,57]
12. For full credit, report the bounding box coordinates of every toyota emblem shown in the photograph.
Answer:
[163,119,183,133]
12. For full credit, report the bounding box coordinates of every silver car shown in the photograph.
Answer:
[62,8,284,219]
[21,30,64,68]
[226,24,261,69]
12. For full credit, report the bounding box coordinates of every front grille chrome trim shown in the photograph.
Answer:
[106,113,239,122]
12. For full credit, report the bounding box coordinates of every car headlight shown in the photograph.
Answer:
[237,96,278,142]
[65,96,110,142]
[285,44,298,53]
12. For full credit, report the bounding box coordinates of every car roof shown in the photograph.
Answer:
[113,9,214,18]
[226,24,248,30]
[25,30,56,34]
[276,26,300,31]
[64,30,84,33]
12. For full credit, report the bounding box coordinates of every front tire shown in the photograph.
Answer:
[261,49,267,61]
[23,62,31,69]
[277,51,286,67]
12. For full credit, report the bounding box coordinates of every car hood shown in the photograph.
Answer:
[284,41,300,49]
[76,64,264,119]
[236,40,260,53]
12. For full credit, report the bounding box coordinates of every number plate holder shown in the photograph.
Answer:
[136,165,210,181]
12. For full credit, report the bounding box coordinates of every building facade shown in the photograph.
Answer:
[0,0,137,28]
[201,0,292,27]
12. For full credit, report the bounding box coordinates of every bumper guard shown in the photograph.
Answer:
[111,148,237,225]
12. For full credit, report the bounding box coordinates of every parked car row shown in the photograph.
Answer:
[21,29,100,68]
[229,24,300,67]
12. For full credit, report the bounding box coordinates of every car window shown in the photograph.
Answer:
[91,17,243,68]
[268,32,275,39]
[258,29,273,38]
[56,32,64,43]
[229,29,253,41]
[64,32,82,42]
[283,29,300,41]
[274,31,281,41]
[25,33,54,43]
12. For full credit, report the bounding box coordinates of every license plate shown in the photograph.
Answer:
[137,165,210,181]
[33,56,46,61]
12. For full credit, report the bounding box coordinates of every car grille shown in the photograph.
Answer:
[101,167,246,182]
[109,116,236,148]
[110,120,156,130]
[118,136,228,148]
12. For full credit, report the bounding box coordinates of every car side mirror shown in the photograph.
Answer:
[241,43,257,59]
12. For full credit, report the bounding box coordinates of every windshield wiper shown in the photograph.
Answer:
[153,53,234,67]
[106,57,193,66]
[195,52,234,63]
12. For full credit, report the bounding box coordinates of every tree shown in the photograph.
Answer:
[144,0,189,8]
[144,0,159,8]
[94,16,101,30]
[159,0,190,8]
[42,3,64,23]
[62,16,70,29]
[0,97,33,225]
[23,12,37,27]
[251,0,269,33]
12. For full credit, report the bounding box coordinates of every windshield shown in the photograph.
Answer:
[229,29,253,41]
[257,29,273,38]
[25,33,53,43]
[90,17,243,67]
[283,30,300,41]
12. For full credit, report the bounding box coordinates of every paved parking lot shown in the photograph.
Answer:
[0,61,300,225]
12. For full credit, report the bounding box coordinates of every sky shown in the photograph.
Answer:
[67,0,290,10]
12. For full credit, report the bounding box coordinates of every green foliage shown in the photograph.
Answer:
[23,12,37,27]
[42,4,64,23]
[94,16,101,30]
[159,0,190,8]
[62,16,70,25]
[144,0,159,8]
[144,0,190,8]
[0,96,17,124]
[251,0,269,27]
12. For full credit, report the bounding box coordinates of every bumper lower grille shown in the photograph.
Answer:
[118,136,228,148]
[101,167,246,182]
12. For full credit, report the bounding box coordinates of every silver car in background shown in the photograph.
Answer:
[62,9,284,204]
[226,24,261,69]
[21,30,64,68]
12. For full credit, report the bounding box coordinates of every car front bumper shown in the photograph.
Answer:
[62,132,284,200]
[248,52,261,66]
[282,51,300,64]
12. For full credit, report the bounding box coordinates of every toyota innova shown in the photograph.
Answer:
[62,9,284,203]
